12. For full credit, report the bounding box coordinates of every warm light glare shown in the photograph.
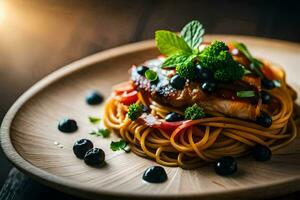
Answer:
[0,0,6,24]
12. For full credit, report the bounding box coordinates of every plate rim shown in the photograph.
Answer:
[1,36,300,200]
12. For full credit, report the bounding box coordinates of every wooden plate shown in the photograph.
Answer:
[1,35,300,200]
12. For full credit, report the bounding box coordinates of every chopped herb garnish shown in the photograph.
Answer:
[145,69,158,82]
[237,90,256,98]
[110,139,128,152]
[90,128,110,138]
[88,116,101,124]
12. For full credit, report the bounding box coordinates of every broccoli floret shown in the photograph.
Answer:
[176,63,197,80]
[184,104,205,120]
[199,41,244,82]
[127,103,144,121]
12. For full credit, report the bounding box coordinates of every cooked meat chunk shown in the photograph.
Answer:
[131,59,262,120]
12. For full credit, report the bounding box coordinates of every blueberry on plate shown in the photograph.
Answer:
[58,118,78,133]
[260,90,271,104]
[136,65,149,76]
[73,139,93,159]
[261,78,275,90]
[214,156,237,176]
[201,81,217,93]
[143,166,168,183]
[165,112,184,122]
[195,65,213,82]
[84,148,105,166]
[251,144,272,161]
[86,91,104,105]
[170,75,186,89]
[256,112,272,127]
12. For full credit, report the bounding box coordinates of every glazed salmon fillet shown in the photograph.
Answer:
[131,59,262,120]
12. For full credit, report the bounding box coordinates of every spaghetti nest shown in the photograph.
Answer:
[104,77,299,169]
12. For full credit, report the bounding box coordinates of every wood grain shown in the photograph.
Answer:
[1,36,300,200]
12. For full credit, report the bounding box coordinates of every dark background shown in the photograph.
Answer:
[0,0,299,198]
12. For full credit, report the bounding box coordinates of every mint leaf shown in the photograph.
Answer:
[110,139,127,151]
[155,30,192,56]
[181,20,205,49]
[88,116,101,124]
[162,53,191,68]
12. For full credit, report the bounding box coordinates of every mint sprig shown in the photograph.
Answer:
[156,20,205,71]
[162,53,194,68]
[155,30,192,56]
[181,20,205,49]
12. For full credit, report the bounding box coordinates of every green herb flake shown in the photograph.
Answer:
[236,90,256,98]
[110,139,128,151]
[88,116,101,124]
[90,128,110,138]
[145,69,158,82]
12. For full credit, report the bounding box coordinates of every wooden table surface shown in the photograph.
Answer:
[0,1,299,199]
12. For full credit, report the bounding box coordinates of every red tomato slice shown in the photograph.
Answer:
[119,90,138,105]
[153,120,188,132]
[113,81,135,95]
[261,65,276,80]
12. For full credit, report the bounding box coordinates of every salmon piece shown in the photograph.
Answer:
[131,59,262,120]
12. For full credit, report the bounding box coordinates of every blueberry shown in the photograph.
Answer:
[73,139,93,159]
[261,78,275,90]
[165,112,184,122]
[137,65,149,76]
[256,112,272,127]
[170,75,186,89]
[201,81,217,93]
[86,91,104,105]
[261,90,271,104]
[251,145,272,161]
[58,118,78,133]
[195,65,213,82]
[214,156,237,176]
[142,166,168,183]
[84,148,105,166]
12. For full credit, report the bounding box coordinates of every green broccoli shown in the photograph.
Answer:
[184,104,205,120]
[199,41,244,82]
[176,63,197,80]
[127,103,144,121]
[172,54,197,80]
